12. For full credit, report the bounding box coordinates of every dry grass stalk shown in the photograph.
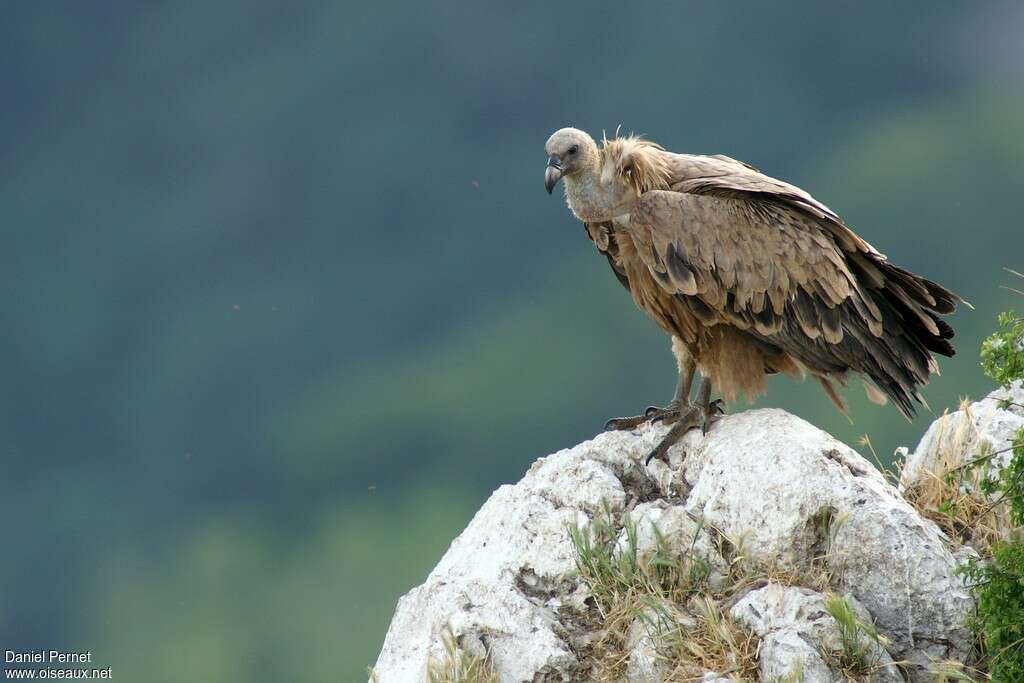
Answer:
[573,507,762,682]
[426,627,498,683]
[660,595,761,681]
[901,400,1012,554]
[927,658,986,682]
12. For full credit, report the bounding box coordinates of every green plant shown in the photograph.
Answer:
[568,503,759,681]
[980,307,1024,393]
[567,501,642,613]
[822,594,887,677]
[962,542,1024,683]
[957,285,1024,682]
[568,503,716,616]
[981,436,1024,527]
[977,298,1024,526]
[811,507,848,564]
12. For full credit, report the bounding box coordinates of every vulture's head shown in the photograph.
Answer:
[544,127,598,194]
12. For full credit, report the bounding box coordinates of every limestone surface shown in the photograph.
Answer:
[372,408,977,682]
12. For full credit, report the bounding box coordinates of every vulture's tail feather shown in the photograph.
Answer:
[849,263,962,419]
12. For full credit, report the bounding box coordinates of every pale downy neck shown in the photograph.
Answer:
[564,155,638,224]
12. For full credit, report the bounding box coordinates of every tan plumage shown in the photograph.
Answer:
[544,127,962,420]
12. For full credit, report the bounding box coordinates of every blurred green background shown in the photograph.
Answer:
[2,2,1023,680]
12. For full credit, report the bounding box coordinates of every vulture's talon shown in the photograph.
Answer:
[644,402,722,466]
[649,407,676,425]
[605,401,684,431]
[604,415,648,431]
[700,414,721,435]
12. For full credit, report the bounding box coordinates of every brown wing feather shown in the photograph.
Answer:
[664,153,961,317]
[629,184,960,419]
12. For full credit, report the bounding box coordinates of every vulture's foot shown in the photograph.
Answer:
[644,400,724,466]
[604,401,686,431]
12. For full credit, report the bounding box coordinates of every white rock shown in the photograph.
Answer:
[372,409,975,682]
[901,380,1024,492]
[624,617,665,683]
[731,584,901,682]
[676,409,973,674]
[371,429,648,683]
[759,629,837,683]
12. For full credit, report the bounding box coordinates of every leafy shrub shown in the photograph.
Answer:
[976,304,1024,528]
[980,309,1024,392]
[961,298,1024,682]
[962,542,1024,682]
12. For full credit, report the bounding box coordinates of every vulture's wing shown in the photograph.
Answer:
[584,220,630,291]
[629,184,958,418]
[666,157,958,313]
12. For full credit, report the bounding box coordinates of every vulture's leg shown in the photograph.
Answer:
[604,357,696,431]
[644,377,722,465]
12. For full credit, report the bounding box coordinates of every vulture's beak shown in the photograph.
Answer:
[544,154,563,194]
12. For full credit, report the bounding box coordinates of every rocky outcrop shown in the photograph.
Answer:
[730,584,900,682]
[900,380,1024,493]
[372,408,983,682]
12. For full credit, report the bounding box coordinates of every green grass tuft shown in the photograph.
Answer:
[962,542,1024,683]
[822,594,888,678]
[568,502,758,681]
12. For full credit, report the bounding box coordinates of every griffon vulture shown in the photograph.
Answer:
[543,127,962,464]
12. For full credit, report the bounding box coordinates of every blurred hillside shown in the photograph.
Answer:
[2,2,1023,681]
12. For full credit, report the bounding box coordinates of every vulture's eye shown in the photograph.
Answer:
[568,145,579,155]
